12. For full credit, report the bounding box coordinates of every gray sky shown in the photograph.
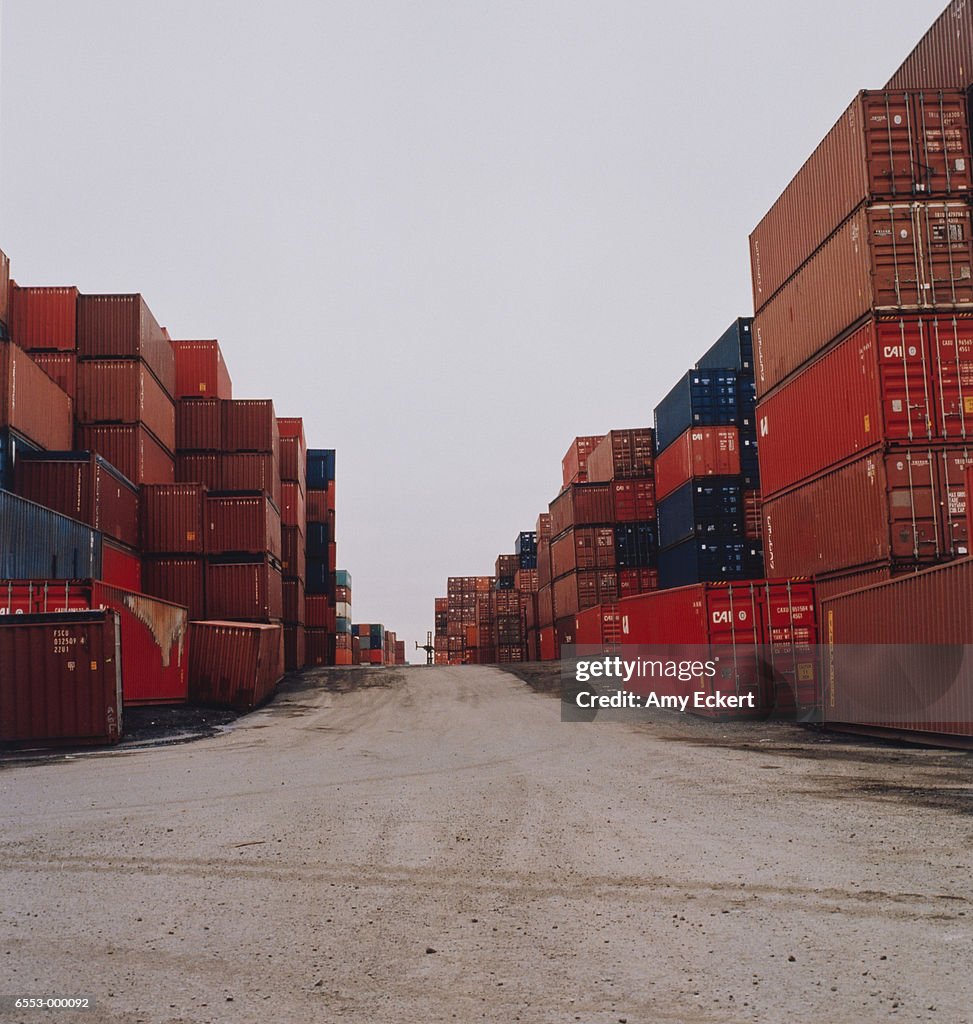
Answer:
[0,0,946,653]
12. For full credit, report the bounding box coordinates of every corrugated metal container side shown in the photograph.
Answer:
[585,428,655,482]
[307,523,329,559]
[552,569,619,617]
[535,513,552,541]
[141,557,205,620]
[304,594,330,628]
[280,481,306,530]
[283,578,306,624]
[76,359,175,452]
[750,90,973,311]
[0,491,102,579]
[0,250,9,329]
[614,521,658,569]
[76,424,174,485]
[549,482,614,537]
[0,611,122,745]
[822,558,973,737]
[206,494,282,560]
[305,558,330,595]
[550,527,617,578]
[658,538,764,589]
[101,538,142,591]
[76,294,174,396]
[1,341,74,450]
[205,558,284,622]
[188,620,283,711]
[305,627,330,666]
[284,624,306,671]
[281,525,307,582]
[654,369,739,455]
[618,567,659,597]
[813,565,893,605]
[140,483,206,554]
[306,490,328,521]
[886,4,973,90]
[697,317,754,372]
[754,203,973,398]
[9,285,78,350]
[575,603,623,646]
[28,351,76,399]
[220,452,281,509]
[611,478,656,522]
[654,426,740,501]
[658,479,745,549]
[279,436,307,489]
[15,451,140,548]
[175,452,222,490]
[561,435,605,486]
[222,400,280,459]
[306,449,335,490]
[175,398,223,451]
[0,428,41,490]
[170,340,232,399]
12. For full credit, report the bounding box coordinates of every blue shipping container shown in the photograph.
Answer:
[306,557,331,595]
[514,531,537,557]
[0,491,103,580]
[654,369,739,455]
[334,568,352,590]
[657,479,745,549]
[658,537,764,590]
[614,522,657,569]
[696,317,754,373]
[306,521,330,559]
[0,429,42,491]
[336,616,352,634]
[306,449,336,490]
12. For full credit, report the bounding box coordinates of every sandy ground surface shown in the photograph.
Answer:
[2,664,972,1024]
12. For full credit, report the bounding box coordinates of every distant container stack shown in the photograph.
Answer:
[278,417,307,670]
[305,448,345,665]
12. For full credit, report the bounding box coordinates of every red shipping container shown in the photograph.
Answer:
[76,294,174,396]
[654,426,740,501]
[223,399,280,458]
[575,603,623,646]
[220,452,281,509]
[0,611,122,745]
[813,565,892,606]
[280,481,306,530]
[206,558,283,622]
[514,568,539,592]
[188,620,283,711]
[170,340,232,399]
[586,428,655,482]
[141,557,205,620]
[550,482,614,537]
[536,512,552,540]
[887,6,973,90]
[281,525,307,582]
[561,435,605,486]
[140,483,206,554]
[744,491,762,541]
[175,452,222,490]
[175,398,222,451]
[611,478,656,522]
[618,567,658,597]
[9,286,78,350]
[76,358,175,452]
[304,594,329,628]
[206,494,282,560]
[100,538,142,592]
[538,625,558,661]
[284,624,306,671]
[305,627,329,666]
[328,541,336,573]
[76,423,174,485]
[551,526,616,577]
[283,578,306,624]
[1,341,74,450]
[16,451,140,548]
[553,569,618,617]
[29,351,76,398]
[755,202,973,398]
[0,250,9,329]
[306,490,328,521]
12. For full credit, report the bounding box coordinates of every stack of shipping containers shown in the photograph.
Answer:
[278,417,307,670]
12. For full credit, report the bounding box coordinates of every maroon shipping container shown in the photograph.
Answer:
[141,557,205,620]
[280,525,307,582]
[886,5,973,91]
[140,483,206,554]
[9,286,78,350]
[304,594,329,628]
[284,624,306,671]
[283,578,306,624]
[222,399,280,458]
[549,482,614,537]
[553,569,618,617]
[611,478,656,522]
[76,294,175,396]
[813,565,893,606]
[618,567,658,597]
[0,611,122,746]
[0,249,9,328]
[551,526,617,577]
[206,558,283,622]
[305,627,330,666]
[575,603,623,646]
[101,539,142,592]
[175,398,222,451]
[188,620,283,711]
[206,494,282,560]
[28,351,76,399]
[822,558,973,738]
[750,90,973,312]
[755,202,973,398]
[76,359,175,452]
[175,452,222,489]
[586,428,655,482]
[220,452,281,509]
[654,426,740,501]
[16,451,140,548]
[171,340,232,399]
[0,341,74,450]
[76,423,174,485]
[306,490,327,521]
[561,435,605,486]
[280,481,306,530]
[536,512,552,541]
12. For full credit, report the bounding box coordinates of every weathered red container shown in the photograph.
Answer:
[514,568,539,592]
[887,6,973,90]
[0,610,122,745]
[141,557,205,620]
[206,558,283,622]
[101,538,142,591]
[618,567,658,597]
[750,90,973,311]
[140,483,206,554]
[76,294,174,395]
[16,451,140,548]
[175,398,222,451]
[611,478,656,522]
[654,426,740,501]
[550,482,614,537]
[220,452,281,508]
[170,340,232,399]
[551,527,616,577]
[306,490,328,521]
[821,558,973,738]
[284,624,306,670]
[28,351,76,398]
[328,541,337,573]
[222,399,280,458]
[586,428,655,482]
[188,620,283,711]
[76,359,176,452]
[755,202,973,398]
[9,286,79,350]
[813,565,892,606]
[0,250,9,329]
[206,493,282,559]
[175,452,222,489]
[282,578,306,624]
[76,423,174,485]
[304,594,329,628]
[561,435,605,486]
[278,418,307,491]
[495,553,520,579]
[575,603,623,645]
[1,341,74,450]
[536,512,553,540]
[280,481,306,530]
[553,569,618,617]
[280,525,307,581]
[305,627,329,666]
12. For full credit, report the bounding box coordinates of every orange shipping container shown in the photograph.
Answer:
[0,341,74,450]
[654,426,740,501]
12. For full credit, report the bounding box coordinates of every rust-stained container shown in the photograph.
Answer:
[750,90,973,311]
[76,294,174,396]
[9,286,78,350]
[280,481,306,530]
[170,340,232,399]
[175,398,222,451]
[141,557,205,620]
[220,452,281,509]
[1,341,74,450]
[0,250,9,329]
[281,525,306,582]
[205,557,283,622]
[549,482,614,537]
[553,569,618,617]
[140,483,206,554]
[102,538,142,591]
[586,428,655,482]
[16,451,140,548]
[822,558,973,738]
[76,423,174,485]
[206,493,282,559]
[76,359,175,452]
[654,426,740,501]
[175,452,222,490]
[284,624,306,671]
[551,527,617,577]
[188,620,283,711]
[0,610,122,746]
[886,5,973,91]
[222,399,280,458]
[611,478,656,522]
[561,435,605,486]
[29,351,76,399]
[283,578,306,624]
[754,202,973,398]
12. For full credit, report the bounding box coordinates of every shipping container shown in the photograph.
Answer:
[283,578,306,625]
[76,423,174,485]
[0,250,9,331]
[305,557,330,595]
[1,341,74,450]
[0,428,40,490]
[585,428,655,482]
[141,557,205,620]
[284,624,306,671]
[575,603,623,646]
[280,481,306,530]
[140,483,206,554]
[206,557,283,622]
[654,369,739,455]
[618,567,659,598]
[654,426,740,501]
[220,452,281,509]
[0,611,122,746]
[175,398,222,451]
[304,594,330,628]
[562,435,605,486]
[29,351,76,399]
[206,493,282,560]
[610,478,656,522]
[0,491,102,579]
[549,482,614,537]
[102,538,142,591]
[306,489,328,522]
[550,526,618,577]
[658,479,744,549]
[697,317,754,372]
[306,449,335,490]
[175,452,222,490]
[281,524,307,582]
[223,399,279,458]
[75,359,176,453]
[614,521,657,569]
[887,4,973,90]
[188,620,283,711]
[552,569,618,617]
[9,286,78,350]
[813,565,893,606]
[658,538,764,590]
[170,340,232,399]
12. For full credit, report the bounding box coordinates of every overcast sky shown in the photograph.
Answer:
[0,0,947,653]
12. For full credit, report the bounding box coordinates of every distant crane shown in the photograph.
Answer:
[416,631,435,666]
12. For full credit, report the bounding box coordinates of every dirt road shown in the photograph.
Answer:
[2,665,972,1023]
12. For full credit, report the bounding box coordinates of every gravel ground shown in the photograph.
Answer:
[1,664,972,1023]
